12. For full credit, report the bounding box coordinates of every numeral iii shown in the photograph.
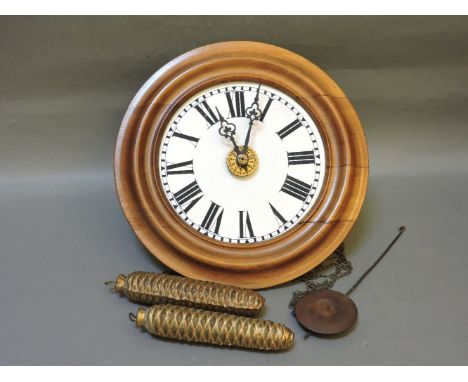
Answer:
[287,151,315,166]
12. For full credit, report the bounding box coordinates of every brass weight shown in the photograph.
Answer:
[131,305,294,351]
[106,271,265,316]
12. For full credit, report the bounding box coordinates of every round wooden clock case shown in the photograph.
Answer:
[114,41,368,289]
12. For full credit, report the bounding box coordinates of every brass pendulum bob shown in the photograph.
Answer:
[295,226,406,336]
[295,289,358,336]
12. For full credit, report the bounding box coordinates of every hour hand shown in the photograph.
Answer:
[216,107,241,154]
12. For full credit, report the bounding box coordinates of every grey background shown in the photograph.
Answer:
[1,16,467,365]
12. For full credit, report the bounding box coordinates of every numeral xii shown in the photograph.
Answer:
[226,91,246,118]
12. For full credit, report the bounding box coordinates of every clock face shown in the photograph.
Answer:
[159,82,326,244]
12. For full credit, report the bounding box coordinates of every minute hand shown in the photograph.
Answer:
[242,85,262,153]
[242,118,256,153]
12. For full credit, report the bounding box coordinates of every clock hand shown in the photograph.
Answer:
[216,107,241,155]
[242,84,262,154]
[216,107,250,168]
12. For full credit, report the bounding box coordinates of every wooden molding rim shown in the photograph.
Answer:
[115,41,368,288]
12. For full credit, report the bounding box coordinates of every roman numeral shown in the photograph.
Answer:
[166,160,194,175]
[280,175,311,202]
[195,100,219,126]
[173,131,200,144]
[226,91,246,118]
[277,119,302,140]
[239,210,254,238]
[287,151,315,166]
[259,98,273,122]
[200,202,223,234]
[269,203,287,225]
[173,180,203,212]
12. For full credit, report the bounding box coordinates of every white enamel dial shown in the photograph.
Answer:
[159,82,326,244]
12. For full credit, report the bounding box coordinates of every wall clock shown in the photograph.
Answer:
[115,41,368,289]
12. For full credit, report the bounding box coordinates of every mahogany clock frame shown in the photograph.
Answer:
[115,41,368,289]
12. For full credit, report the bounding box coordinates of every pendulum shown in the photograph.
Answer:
[294,289,358,336]
[105,271,265,316]
[130,304,294,351]
[295,226,406,336]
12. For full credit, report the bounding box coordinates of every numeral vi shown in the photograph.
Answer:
[239,210,255,238]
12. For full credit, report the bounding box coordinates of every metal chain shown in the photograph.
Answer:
[289,243,353,314]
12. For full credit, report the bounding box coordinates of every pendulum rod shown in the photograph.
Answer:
[345,226,406,297]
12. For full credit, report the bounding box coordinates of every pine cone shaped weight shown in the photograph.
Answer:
[133,305,294,351]
[114,271,265,316]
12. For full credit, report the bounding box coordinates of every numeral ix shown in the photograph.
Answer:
[166,160,194,175]
[239,211,254,238]
[226,91,246,118]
